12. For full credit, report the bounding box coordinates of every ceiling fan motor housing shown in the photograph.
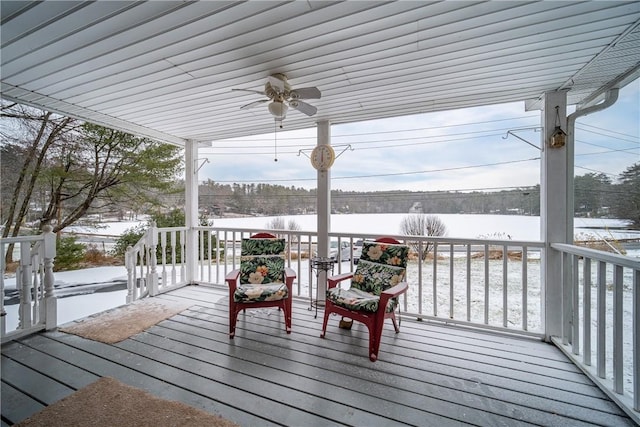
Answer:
[236,73,319,119]
[265,81,291,99]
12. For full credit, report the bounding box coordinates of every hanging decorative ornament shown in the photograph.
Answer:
[549,106,567,148]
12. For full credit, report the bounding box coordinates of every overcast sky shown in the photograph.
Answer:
[198,80,639,193]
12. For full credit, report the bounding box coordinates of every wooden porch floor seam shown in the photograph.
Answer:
[1,285,633,426]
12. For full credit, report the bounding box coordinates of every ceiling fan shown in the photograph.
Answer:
[232,73,321,121]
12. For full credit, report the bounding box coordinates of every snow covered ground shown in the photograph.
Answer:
[3,266,129,331]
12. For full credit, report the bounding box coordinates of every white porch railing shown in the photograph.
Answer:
[0,226,57,343]
[2,225,638,420]
[191,228,546,336]
[124,222,188,302]
[551,243,640,422]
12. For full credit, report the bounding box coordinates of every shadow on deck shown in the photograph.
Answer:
[1,285,633,426]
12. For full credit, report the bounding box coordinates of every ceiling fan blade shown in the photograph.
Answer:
[240,99,269,110]
[268,74,286,92]
[232,88,266,96]
[289,100,317,116]
[290,87,321,99]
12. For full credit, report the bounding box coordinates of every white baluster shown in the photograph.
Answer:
[171,231,177,285]
[125,245,135,303]
[147,221,159,296]
[161,231,167,289]
[19,242,32,329]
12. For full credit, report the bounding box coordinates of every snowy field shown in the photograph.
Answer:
[66,213,639,243]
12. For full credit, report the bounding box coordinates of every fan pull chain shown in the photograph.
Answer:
[274,119,278,162]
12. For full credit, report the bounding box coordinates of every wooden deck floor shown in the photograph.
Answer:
[1,285,633,426]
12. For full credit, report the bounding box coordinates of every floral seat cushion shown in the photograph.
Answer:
[235,282,288,303]
[326,240,408,313]
[234,238,287,303]
[326,286,398,313]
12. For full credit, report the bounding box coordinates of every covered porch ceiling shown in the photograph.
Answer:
[1,1,639,147]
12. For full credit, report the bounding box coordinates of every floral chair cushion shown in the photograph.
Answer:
[234,238,287,303]
[326,240,409,313]
[359,240,409,269]
[326,286,399,313]
[241,237,286,256]
[350,259,406,295]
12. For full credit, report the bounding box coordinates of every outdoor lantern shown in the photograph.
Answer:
[549,106,566,148]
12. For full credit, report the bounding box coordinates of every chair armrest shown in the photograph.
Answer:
[327,272,353,289]
[284,267,296,289]
[379,281,408,306]
[225,269,240,288]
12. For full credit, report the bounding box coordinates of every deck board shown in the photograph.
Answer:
[175,308,623,420]
[1,284,634,426]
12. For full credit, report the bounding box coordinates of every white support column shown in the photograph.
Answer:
[42,225,57,330]
[540,90,568,341]
[185,140,199,284]
[316,121,331,297]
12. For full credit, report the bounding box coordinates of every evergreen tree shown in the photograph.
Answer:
[612,162,640,228]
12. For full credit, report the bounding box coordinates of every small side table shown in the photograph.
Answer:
[309,257,334,318]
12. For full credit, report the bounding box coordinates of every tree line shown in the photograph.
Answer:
[199,167,640,228]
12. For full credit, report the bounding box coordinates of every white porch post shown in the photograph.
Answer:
[42,225,57,330]
[185,140,199,284]
[540,90,568,341]
[316,121,331,297]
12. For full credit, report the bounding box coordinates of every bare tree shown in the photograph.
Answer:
[399,214,447,260]
[1,104,77,238]
[1,104,183,263]
[265,217,301,242]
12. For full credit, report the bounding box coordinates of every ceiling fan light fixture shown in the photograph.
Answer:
[268,101,288,118]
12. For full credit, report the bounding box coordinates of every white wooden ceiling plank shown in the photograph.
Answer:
[1,1,141,64]
[1,1,638,143]
[63,0,576,113]
[338,37,628,101]
[30,1,376,98]
[416,10,638,59]
[0,82,186,145]
[79,16,432,112]
[145,70,571,134]
[110,52,585,127]
[136,58,580,130]
[0,1,90,47]
[65,3,440,106]
[1,1,184,79]
[191,86,542,140]
[170,1,420,67]
[65,1,490,109]
[317,21,631,87]
[343,35,621,84]
[41,1,298,97]
[179,1,469,76]
[97,32,608,126]
[3,1,237,83]
[416,0,632,48]
[342,42,615,91]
